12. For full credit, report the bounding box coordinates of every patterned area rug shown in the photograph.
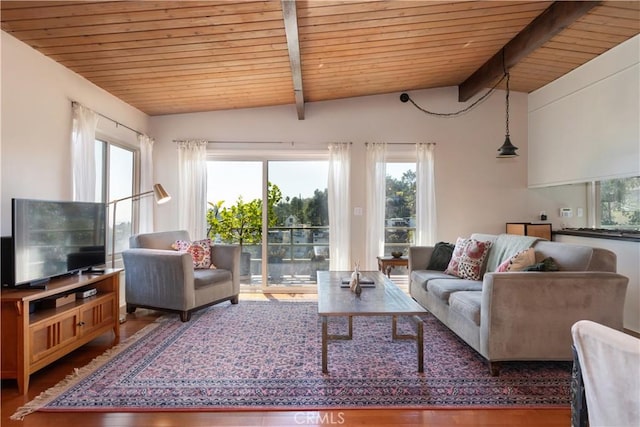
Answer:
[13,301,571,418]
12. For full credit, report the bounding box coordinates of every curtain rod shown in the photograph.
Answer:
[71,101,144,137]
[365,142,436,146]
[173,140,286,144]
[173,140,353,145]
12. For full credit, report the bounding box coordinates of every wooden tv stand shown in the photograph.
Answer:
[1,269,121,394]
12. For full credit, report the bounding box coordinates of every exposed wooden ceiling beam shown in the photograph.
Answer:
[458,1,601,102]
[281,0,304,120]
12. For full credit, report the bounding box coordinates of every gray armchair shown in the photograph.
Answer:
[122,230,240,322]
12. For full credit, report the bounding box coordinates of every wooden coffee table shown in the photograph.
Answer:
[317,270,427,373]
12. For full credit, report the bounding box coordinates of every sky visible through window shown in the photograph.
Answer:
[207,161,414,209]
[207,161,329,207]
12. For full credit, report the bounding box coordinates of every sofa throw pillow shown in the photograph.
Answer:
[445,238,493,280]
[443,237,467,277]
[171,239,214,269]
[496,248,536,272]
[523,257,559,272]
[426,242,455,271]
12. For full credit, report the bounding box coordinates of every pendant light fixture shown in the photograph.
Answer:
[497,71,519,158]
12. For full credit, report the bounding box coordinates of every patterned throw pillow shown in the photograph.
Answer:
[171,239,213,269]
[443,237,467,277]
[496,248,536,272]
[445,237,493,280]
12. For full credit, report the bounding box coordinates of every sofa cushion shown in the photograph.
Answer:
[172,239,214,269]
[496,248,536,272]
[426,242,455,271]
[410,270,455,291]
[449,291,482,326]
[194,268,232,288]
[427,278,483,303]
[445,237,492,280]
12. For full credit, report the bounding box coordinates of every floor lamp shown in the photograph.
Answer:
[108,183,171,268]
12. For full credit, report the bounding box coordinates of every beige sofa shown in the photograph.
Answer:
[123,230,240,322]
[409,233,628,375]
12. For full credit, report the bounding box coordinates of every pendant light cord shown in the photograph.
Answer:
[400,72,507,118]
[503,49,510,136]
[505,72,510,136]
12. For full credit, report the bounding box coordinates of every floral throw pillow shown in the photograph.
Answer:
[445,237,493,280]
[496,248,536,272]
[171,239,213,269]
[443,237,467,277]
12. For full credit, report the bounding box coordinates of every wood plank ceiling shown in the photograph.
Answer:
[1,1,638,118]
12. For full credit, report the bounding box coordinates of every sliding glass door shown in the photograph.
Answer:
[207,157,329,291]
[207,161,263,287]
[267,161,329,288]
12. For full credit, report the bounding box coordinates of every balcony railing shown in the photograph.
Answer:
[237,225,414,286]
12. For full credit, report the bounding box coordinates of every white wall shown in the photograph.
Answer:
[0,31,150,235]
[528,183,589,230]
[528,35,640,187]
[150,85,531,266]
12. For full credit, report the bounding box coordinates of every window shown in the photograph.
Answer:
[385,163,416,254]
[95,139,136,263]
[596,176,640,230]
[267,160,329,286]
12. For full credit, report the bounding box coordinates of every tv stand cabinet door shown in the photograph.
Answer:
[79,294,116,337]
[30,310,80,366]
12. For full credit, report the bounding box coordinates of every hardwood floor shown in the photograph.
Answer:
[1,291,571,427]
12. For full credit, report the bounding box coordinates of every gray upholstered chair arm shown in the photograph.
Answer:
[211,244,241,293]
[479,271,629,360]
[408,246,435,272]
[123,248,196,311]
[211,244,240,271]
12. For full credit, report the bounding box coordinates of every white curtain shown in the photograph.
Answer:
[71,103,99,202]
[177,139,208,239]
[139,134,155,233]
[328,143,351,271]
[364,143,387,270]
[416,143,437,245]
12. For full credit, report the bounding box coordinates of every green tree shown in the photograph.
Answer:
[385,170,416,220]
[305,188,328,226]
[207,182,282,247]
[600,177,640,226]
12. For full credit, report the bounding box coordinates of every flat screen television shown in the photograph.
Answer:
[8,198,106,287]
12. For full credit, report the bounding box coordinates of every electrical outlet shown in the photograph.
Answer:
[577,207,584,217]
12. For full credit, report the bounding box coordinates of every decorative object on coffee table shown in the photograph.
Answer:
[349,262,362,296]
